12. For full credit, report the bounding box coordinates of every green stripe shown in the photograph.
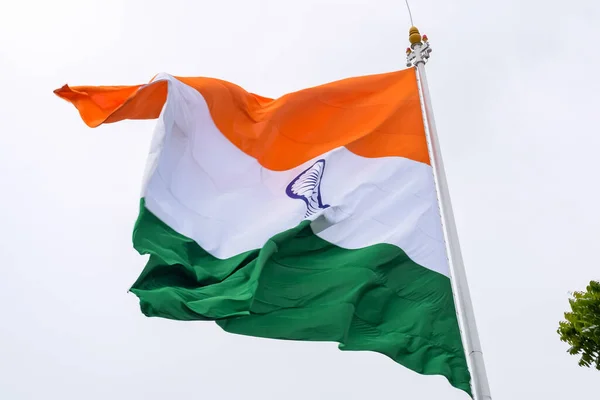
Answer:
[130,199,471,395]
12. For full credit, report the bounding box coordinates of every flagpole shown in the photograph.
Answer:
[406,27,492,400]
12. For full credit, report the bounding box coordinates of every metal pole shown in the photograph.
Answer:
[406,27,492,400]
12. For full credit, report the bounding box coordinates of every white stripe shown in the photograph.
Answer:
[141,74,449,277]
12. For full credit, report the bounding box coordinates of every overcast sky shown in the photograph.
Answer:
[1,0,599,399]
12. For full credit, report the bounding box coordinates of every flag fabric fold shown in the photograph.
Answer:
[55,68,472,396]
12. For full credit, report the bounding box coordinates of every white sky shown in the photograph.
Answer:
[1,0,599,399]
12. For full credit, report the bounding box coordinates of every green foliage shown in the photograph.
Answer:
[557,280,600,370]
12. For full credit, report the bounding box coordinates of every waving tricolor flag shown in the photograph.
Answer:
[55,68,471,395]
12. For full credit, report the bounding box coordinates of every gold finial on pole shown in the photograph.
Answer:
[406,27,430,67]
[408,26,422,46]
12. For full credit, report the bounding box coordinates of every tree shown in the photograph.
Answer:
[557,280,600,370]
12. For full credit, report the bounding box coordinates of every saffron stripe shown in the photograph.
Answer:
[54,68,429,169]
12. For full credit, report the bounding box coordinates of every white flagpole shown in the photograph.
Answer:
[406,27,492,400]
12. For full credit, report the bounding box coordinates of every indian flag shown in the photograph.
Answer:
[55,68,471,395]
